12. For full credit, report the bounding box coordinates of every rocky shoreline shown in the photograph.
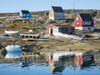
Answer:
[0,36,100,54]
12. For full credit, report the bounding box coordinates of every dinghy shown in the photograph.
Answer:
[4,30,21,34]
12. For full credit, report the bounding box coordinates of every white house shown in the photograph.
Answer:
[49,6,64,20]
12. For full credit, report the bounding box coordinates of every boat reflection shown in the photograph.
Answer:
[5,45,22,52]
[5,52,22,59]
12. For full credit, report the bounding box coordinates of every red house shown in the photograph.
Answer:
[46,24,75,36]
[73,14,94,31]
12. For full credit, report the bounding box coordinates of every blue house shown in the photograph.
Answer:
[19,10,32,18]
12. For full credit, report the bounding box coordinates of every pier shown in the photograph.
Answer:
[19,33,41,38]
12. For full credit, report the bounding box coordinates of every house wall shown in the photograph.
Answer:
[49,8,54,20]
[54,12,64,20]
[22,14,32,18]
[49,8,64,20]
[20,12,32,18]
[46,25,75,36]
[68,28,75,34]
[73,15,83,27]
[46,25,56,35]
[75,27,94,31]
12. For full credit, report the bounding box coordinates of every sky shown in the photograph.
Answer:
[0,0,100,13]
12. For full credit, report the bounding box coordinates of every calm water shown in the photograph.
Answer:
[0,50,100,75]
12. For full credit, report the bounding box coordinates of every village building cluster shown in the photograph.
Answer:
[1,6,95,39]
[47,6,94,38]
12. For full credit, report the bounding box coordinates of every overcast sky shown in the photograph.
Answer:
[0,0,99,13]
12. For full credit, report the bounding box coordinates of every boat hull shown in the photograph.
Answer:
[5,30,21,34]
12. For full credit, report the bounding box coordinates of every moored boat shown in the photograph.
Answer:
[4,30,22,34]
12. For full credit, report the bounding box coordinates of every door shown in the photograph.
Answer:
[50,28,53,35]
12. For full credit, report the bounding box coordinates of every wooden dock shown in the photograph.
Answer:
[19,33,41,38]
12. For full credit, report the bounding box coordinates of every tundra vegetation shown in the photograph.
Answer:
[0,9,100,53]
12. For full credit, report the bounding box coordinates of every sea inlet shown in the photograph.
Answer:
[0,45,100,75]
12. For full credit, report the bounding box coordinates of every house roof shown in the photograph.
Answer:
[21,10,30,14]
[79,14,93,21]
[52,6,64,13]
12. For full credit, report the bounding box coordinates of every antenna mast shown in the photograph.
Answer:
[73,0,75,12]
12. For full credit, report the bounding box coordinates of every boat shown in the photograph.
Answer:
[4,30,22,34]
[5,45,22,52]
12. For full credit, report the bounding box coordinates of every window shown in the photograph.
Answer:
[59,27,66,34]
[83,22,91,25]
[68,28,71,33]
[77,22,79,24]
[77,17,79,20]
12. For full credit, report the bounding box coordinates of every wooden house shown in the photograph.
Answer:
[46,24,75,36]
[49,6,64,20]
[19,10,32,18]
[73,14,94,31]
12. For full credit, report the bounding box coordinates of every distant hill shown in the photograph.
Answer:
[0,13,19,17]
[0,9,100,17]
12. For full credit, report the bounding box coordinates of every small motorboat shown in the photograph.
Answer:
[6,45,22,52]
[4,30,22,34]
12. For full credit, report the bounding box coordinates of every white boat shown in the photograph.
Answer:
[4,30,22,34]
[6,45,22,52]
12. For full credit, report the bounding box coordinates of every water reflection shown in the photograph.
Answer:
[0,50,99,75]
[21,57,32,68]
[46,51,95,73]
[75,52,94,69]
[46,53,65,73]
[5,52,22,59]
[5,45,22,52]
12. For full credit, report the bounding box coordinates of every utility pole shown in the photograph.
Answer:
[72,0,75,12]
[72,0,75,17]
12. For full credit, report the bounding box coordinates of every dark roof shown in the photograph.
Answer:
[21,10,30,14]
[52,6,64,13]
[79,14,93,21]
